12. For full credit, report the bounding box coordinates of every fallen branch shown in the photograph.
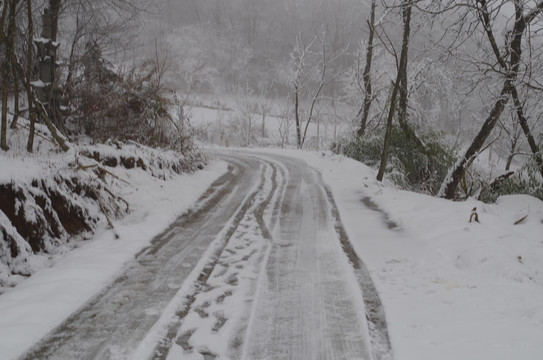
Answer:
[489,171,515,188]
[18,123,57,146]
[514,215,528,225]
[97,166,131,185]
[104,187,130,213]
[76,164,98,171]
[477,171,515,201]
[90,186,119,239]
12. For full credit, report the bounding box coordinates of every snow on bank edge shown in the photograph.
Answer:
[0,159,228,360]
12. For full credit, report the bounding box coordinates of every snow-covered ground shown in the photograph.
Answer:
[189,104,351,150]
[1,146,542,359]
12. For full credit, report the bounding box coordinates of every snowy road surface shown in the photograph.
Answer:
[20,151,384,360]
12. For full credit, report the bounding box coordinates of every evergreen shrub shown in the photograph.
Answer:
[479,159,543,203]
[334,127,456,195]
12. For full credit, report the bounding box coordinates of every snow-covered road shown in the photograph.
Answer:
[20,151,385,360]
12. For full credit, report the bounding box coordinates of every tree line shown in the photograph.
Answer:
[153,0,542,200]
[357,0,543,199]
[2,0,542,200]
[0,0,194,154]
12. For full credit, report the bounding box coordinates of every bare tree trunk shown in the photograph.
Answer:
[295,85,302,148]
[1,2,10,151]
[439,84,510,199]
[439,0,543,199]
[30,0,68,151]
[357,0,376,137]
[510,86,543,177]
[1,0,18,151]
[396,2,425,151]
[377,0,412,181]
[10,55,19,129]
[377,80,400,181]
[26,0,36,152]
[261,109,266,138]
[35,0,61,127]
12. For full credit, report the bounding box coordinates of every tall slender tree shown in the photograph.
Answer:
[356,0,376,137]
[26,0,35,152]
[377,0,413,181]
[1,0,19,151]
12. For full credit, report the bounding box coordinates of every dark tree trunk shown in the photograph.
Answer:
[26,0,36,152]
[35,0,61,126]
[295,85,302,148]
[377,80,400,181]
[356,0,376,137]
[439,0,543,198]
[397,3,425,151]
[1,0,18,151]
[510,86,543,177]
[10,50,19,129]
[31,0,68,151]
[377,0,412,181]
[439,83,510,199]
[397,3,411,135]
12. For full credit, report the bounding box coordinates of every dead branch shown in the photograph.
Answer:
[104,187,130,213]
[76,164,98,171]
[90,186,118,238]
[18,123,57,146]
[514,215,528,225]
[95,166,131,185]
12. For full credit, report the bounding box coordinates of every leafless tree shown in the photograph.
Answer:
[356,0,377,137]
[377,0,414,181]
[290,30,347,149]
[437,0,543,198]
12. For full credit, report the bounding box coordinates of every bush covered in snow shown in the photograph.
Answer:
[479,159,543,203]
[65,44,191,152]
[334,127,456,195]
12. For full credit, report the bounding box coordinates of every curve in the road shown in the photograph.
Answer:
[20,151,393,360]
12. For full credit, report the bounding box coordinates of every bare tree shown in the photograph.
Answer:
[438,0,543,198]
[377,0,413,181]
[231,85,257,147]
[356,0,377,137]
[26,0,36,152]
[290,31,346,149]
[277,96,292,148]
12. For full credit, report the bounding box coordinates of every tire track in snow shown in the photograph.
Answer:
[323,184,393,360]
[19,156,261,360]
[150,155,286,359]
[241,155,373,360]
